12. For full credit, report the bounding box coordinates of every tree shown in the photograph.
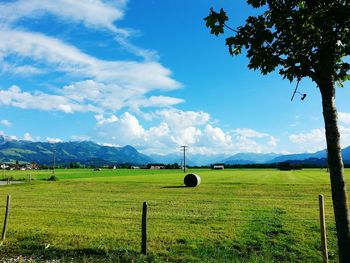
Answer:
[205,1,350,261]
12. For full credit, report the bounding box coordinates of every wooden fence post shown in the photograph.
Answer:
[2,195,11,242]
[141,201,148,255]
[319,194,328,263]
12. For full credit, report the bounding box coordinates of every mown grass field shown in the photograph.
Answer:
[0,168,348,262]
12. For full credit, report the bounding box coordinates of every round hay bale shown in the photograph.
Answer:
[184,173,201,187]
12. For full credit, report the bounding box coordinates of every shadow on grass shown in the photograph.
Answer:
[0,234,162,263]
[161,186,188,189]
[1,243,156,263]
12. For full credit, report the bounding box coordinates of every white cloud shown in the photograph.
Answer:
[289,129,326,152]
[46,137,63,143]
[339,112,350,125]
[0,85,99,113]
[234,128,270,138]
[0,29,177,86]
[0,131,17,141]
[128,96,184,110]
[339,125,350,147]
[234,136,263,153]
[1,63,46,76]
[114,35,159,61]
[61,80,183,112]
[171,126,202,146]
[0,0,164,62]
[0,0,128,35]
[94,110,279,155]
[204,125,232,146]
[0,29,181,113]
[268,136,278,147]
[0,0,160,60]
[0,82,184,114]
[95,114,119,125]
[119,112,145,139]
[71,135,91,141]
[288,125,350,152]
[23,132,34,141]
[289,129,325,144]
[156,109,210,129]
[0,132,18,141]
[0,119,11,127]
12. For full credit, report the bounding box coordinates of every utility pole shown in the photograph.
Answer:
[180,146,188,173]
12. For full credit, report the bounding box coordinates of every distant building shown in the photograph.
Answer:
[0,164,8,170]
[212,163,225,170]
[130,166,140,169]
[0,162,38,170]
[148,164,165,169]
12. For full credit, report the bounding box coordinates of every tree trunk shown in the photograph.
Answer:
[320,81,350,263]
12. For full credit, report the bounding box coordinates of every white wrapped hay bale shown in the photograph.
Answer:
[184,173,201,187]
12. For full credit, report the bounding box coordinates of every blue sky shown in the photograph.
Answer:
[0,0,350,155]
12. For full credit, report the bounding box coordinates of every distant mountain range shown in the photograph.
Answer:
[0,135,153,165]
[224,153,280,165]
[223,147,350,165]
[149,153,228,167]
[1,135,350,166]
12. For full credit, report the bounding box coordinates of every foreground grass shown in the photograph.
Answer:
[0,168,347,262]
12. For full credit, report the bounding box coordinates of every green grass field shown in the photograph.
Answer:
[0,168,348,262]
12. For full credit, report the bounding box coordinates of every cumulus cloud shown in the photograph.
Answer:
[94,110,278,155]
[23,132,34,141]
[0,131,18,141]
[46,137,63,143]
[339,112,350,125]
[156,109,210,129]
[339,125,350,147]
[204,125,232,146]
[95,114,119,125]
[287,111,350,153]
[0,119,11,127]
[289,129,326,153]
[230,128,278,153]
[289,128,325,151]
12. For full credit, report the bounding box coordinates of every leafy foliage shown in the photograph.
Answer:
[205,1,350,85]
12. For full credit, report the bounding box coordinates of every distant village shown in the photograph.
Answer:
[0,160,321,171]
[0,161,230,171]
